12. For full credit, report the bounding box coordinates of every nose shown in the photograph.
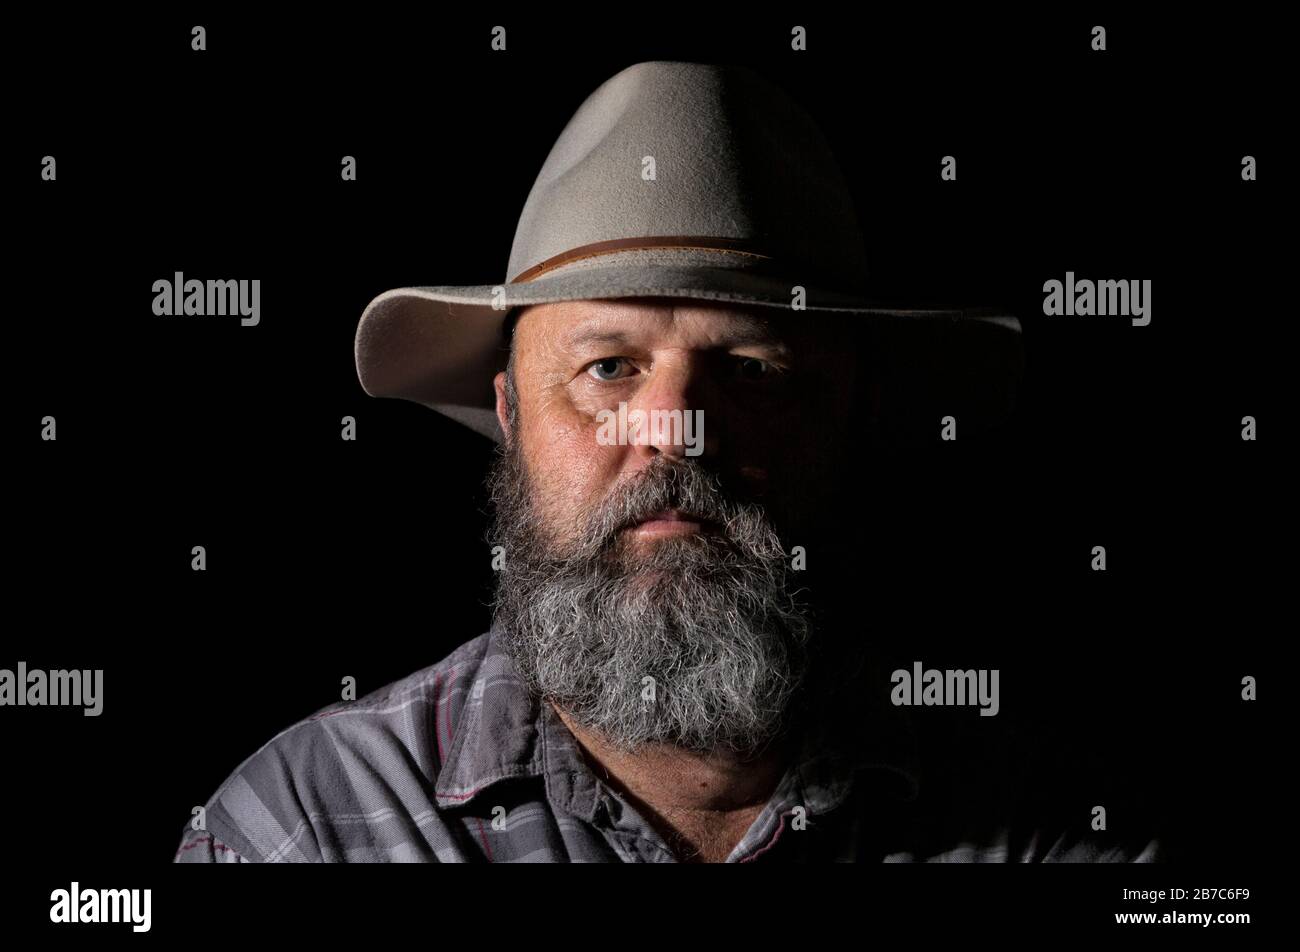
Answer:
[625,352,716,461]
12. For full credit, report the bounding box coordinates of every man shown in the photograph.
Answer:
[175,61,1156,862]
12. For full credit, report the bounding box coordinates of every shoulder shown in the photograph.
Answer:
[883,825,1163,863]
[174,831,252,863]
[173,634,493,863]
[871,719,1164,864]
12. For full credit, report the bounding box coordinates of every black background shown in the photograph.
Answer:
[6,5,1281,920]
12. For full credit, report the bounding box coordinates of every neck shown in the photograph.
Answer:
[549,701,799,860]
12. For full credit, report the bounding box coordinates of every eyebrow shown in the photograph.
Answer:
[564,330,637,350]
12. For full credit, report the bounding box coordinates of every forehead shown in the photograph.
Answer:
[511,298,821,351]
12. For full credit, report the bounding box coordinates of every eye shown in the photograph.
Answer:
[736,356,775,380]
[586,357,634,382]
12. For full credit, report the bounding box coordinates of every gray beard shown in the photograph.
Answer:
[487,440,816,756]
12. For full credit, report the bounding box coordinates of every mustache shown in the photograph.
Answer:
[487,437,786,570]
[589,459,749,540]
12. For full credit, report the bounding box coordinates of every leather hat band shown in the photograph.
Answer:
[509,236,773,284]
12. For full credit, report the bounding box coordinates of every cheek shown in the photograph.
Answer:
[733,404,847,524]
[521,412,625,527]
[732,402,827,472]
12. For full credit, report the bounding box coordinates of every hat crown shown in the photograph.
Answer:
[506,61,869,288]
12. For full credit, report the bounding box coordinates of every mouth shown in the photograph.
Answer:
[625,508,720,537]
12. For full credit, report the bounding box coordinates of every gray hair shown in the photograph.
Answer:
[487,430,816,755]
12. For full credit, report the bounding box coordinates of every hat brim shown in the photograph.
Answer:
[354,264,1024,442]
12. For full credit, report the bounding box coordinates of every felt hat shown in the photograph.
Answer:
[355,60,1022,440]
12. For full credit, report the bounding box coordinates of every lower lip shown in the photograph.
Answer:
[630,518,708,537]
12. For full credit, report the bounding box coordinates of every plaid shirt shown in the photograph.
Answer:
[174,622,1160,863]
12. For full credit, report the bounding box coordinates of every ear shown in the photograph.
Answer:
[493,371,511,444]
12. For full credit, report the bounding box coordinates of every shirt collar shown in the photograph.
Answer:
[787,663,922,815]
[434,621,921,817]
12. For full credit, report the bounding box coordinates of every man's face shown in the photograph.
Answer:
[487,297,859,755]
[498,297,858,545]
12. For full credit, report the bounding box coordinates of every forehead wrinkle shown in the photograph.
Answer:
[554,303,791,354]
